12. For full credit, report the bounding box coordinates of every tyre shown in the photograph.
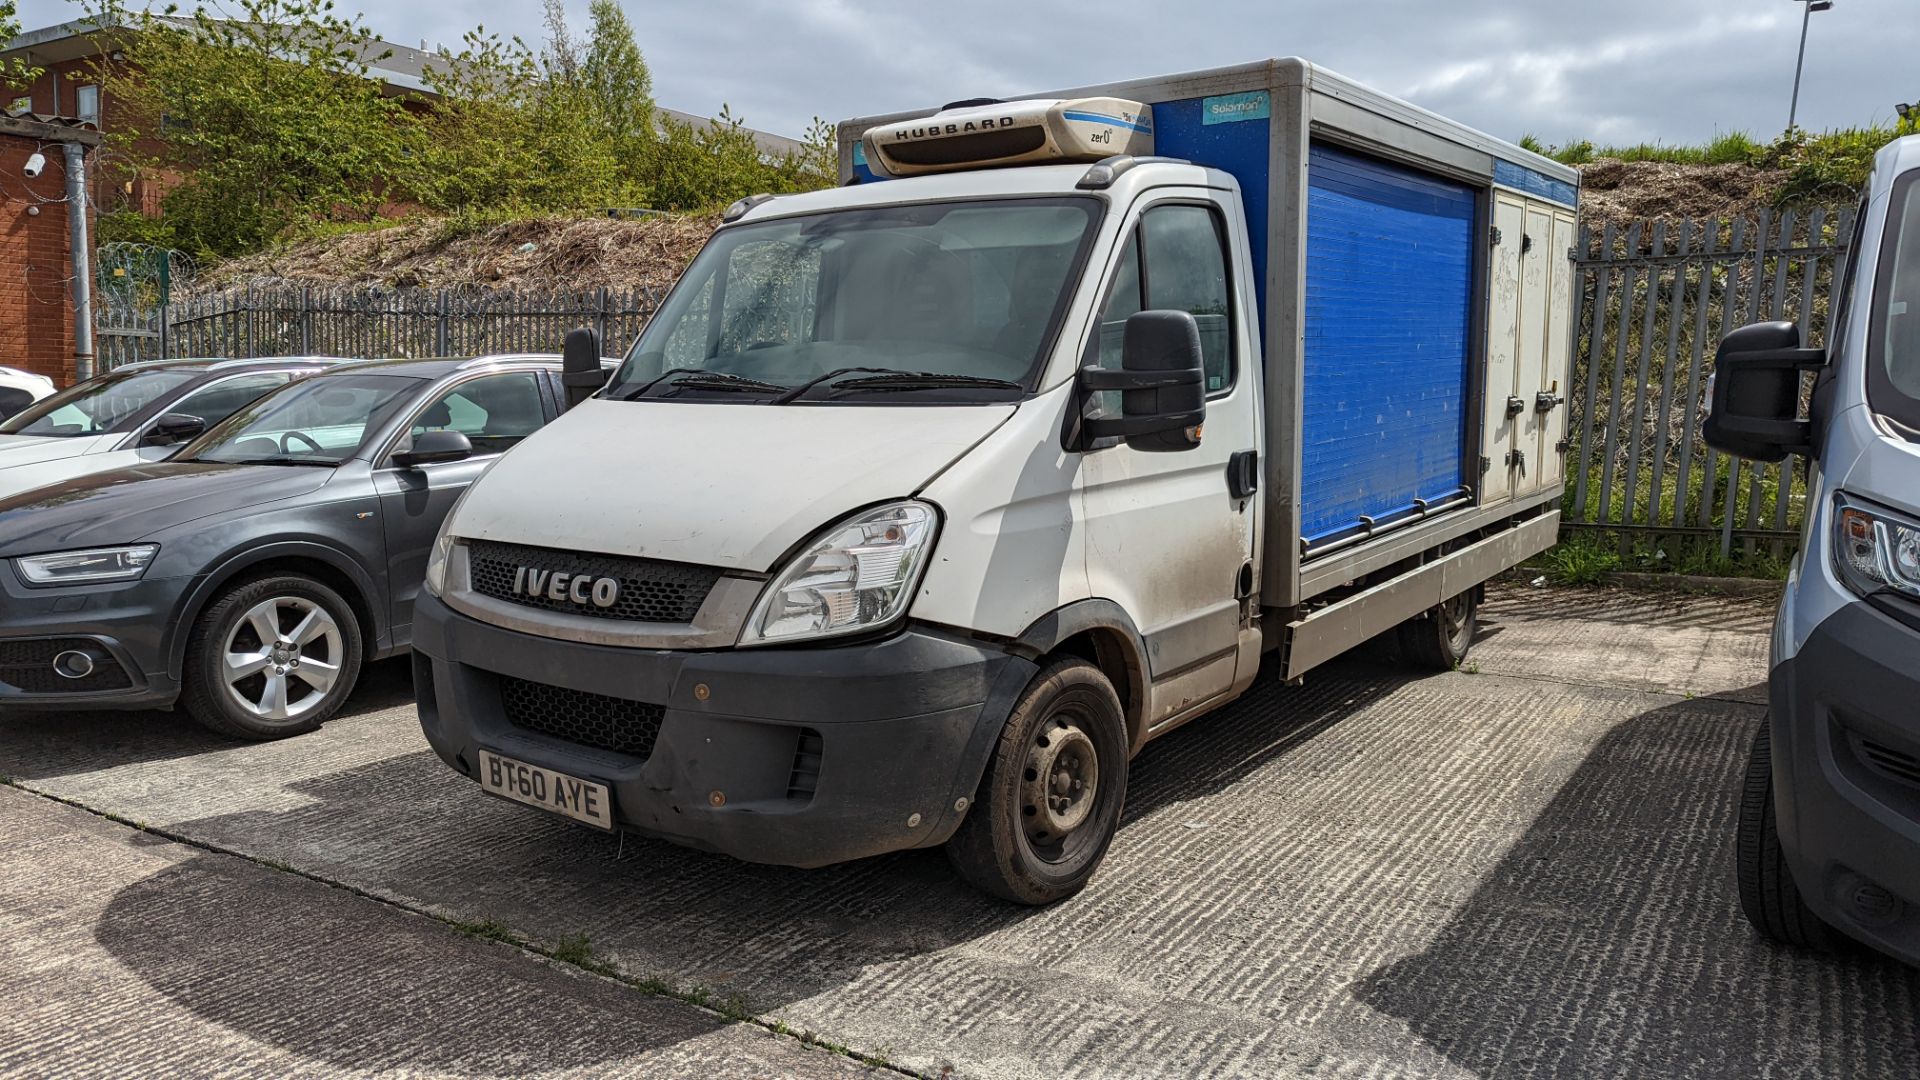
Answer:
[946,657,1129,905]
[180,574,364,741]
[1736,723,1842,951]
[1398,588,1478,670]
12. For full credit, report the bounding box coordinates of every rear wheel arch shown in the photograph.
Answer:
[166,544,383,681]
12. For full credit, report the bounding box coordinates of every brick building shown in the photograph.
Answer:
[0,113,100,387]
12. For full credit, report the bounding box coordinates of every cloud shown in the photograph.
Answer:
[17,0,1917,144]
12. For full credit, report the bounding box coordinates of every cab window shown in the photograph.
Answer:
[1090,204,1235,396]
[407,372,547,456]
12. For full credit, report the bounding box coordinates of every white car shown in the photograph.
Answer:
[0,357,352,497]
[0,367,54,421]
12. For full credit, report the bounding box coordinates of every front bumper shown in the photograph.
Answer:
[1771,595,1920,966]
[0,569,187,711]
[412,592,1037,868]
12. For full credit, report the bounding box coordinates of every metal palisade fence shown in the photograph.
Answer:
[1564,207,1855,559]
[146,285,666,362]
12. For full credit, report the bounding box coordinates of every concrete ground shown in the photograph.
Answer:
[2,582,1917,1079]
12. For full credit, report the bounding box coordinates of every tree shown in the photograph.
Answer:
[1,1,43,89]
[581,0,652,166]
[87,0,421,258]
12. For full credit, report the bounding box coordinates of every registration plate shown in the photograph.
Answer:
[477,749,614,831]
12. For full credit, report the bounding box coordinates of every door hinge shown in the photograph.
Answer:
[1520,233,1534,254]
[1489,225,1502,247]
[1506,448,1527,475]
[1535,390,1565,412]
[1555,437,1571,454]
[1505,395,1526,417]
[1479,455,1491,474]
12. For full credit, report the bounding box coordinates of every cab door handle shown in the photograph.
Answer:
[1227,450,1259,499]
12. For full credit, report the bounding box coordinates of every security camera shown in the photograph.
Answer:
[22,152,45,179]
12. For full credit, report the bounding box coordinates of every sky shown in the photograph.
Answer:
[15,0,1917,146]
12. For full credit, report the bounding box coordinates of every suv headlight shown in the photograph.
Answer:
[14,544,159,586]
[424,529,456,598]
[741,501,938,646]
[1835,496,1920,600]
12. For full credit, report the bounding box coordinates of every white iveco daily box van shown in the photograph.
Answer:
[412,60,1580,903]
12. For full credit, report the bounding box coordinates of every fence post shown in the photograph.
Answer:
[436,289,450,356]
[596,286,610,350]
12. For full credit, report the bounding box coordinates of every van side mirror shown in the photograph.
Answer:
[1702,321,1825,462]
[1076,310,1207,452]
[142,412,206,447]
[561,326,608,410]
[393,429,473,468]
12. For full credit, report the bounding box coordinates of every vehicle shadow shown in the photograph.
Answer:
[92,851,758,1075]
[0,656,415,780]
[1352,690,1920,1078]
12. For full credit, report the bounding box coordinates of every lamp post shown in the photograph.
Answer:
[1787,0,1834,132]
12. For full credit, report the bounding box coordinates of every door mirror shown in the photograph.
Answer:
[1703,321,1825,462]
[561,326,607,410]
[1078,310,1207,452]
[141,412,206,447]
[393,429,473,468]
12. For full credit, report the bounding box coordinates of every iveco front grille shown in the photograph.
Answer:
[468,540,722,623]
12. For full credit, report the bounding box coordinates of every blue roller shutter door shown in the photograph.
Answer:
[1300,143,1477,547]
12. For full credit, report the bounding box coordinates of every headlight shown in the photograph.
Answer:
[424,530,455,598]
[1835,497,1920,600]
[14,544,159,586]
[741,501,938,646]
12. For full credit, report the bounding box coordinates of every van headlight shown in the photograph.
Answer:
[15,544,158,586]
[741,501,938,646]
[1835,496,1920,600]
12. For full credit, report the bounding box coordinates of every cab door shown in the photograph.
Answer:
[1078,190,1263,731]
[372,369,554,645]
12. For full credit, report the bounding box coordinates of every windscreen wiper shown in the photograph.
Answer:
[773,368,1022,404]
[819,372,1024,397]
[612,368,785,400]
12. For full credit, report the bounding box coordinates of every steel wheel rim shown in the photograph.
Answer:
[1020,713,1101,861]
[1439,594,1474,653]
[221,595,343,722]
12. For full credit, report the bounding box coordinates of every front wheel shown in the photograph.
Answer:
[1398,587,1479,670]
[946,657,1129,905]
[1736,723,1842,951]
[180,574,364,741]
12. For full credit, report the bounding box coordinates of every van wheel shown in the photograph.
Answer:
[946,657,1128,905]
[180,574,364,741]
[1398,588,1478,670]
[1736,723,1841,951]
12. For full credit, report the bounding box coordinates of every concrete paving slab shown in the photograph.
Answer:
[0,786,876,1079]
[2,584,1914,1078]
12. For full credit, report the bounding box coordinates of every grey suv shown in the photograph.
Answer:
[0,354,579,739]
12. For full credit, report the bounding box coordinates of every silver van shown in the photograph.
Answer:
[1706,134,1920,966]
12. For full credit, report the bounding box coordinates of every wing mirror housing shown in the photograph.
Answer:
[1075,310,1207,452]
[1702,321,1825,462]
[142,412,206,447]
[562,326,608,410]
[393,429,473,468]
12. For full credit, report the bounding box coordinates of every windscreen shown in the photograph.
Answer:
[1872,173,1920,433]
[606,197,1101,402]
[0,368,197,437]
[191,374,419,466]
